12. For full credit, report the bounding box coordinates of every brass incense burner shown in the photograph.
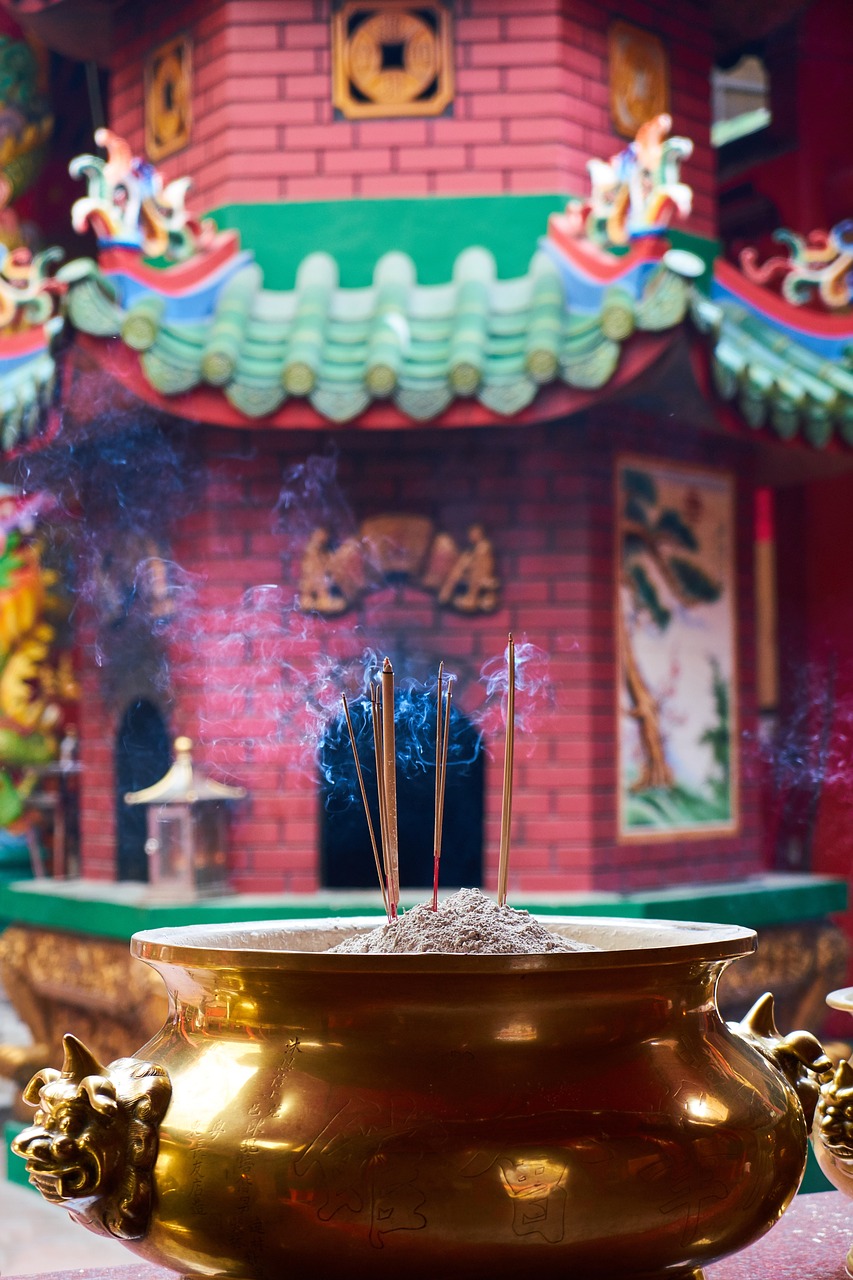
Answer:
[809,986,853,1271]
[13,915,830,1280]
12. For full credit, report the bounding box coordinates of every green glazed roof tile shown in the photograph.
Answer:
[62,244,695,425]
[695,286,853,448]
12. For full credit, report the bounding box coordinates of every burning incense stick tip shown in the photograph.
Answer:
[497,633,516,908]
[432,661,453,911]
[381,655,400,917]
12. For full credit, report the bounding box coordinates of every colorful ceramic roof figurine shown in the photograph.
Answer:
[560,113,694,250]
[70,127,216,261]
[0,227,64,453]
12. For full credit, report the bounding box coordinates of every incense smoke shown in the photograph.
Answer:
[319,662,482,807]
[476,638,555,743]
[14,420,197,705]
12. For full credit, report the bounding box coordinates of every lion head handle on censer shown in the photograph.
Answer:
[808,988,853,1215]
[731,991,833,1127]
[11,1033,171,1240]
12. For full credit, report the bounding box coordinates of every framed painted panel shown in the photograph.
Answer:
[616,457,739,839]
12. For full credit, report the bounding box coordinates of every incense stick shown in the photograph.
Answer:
[369,681,390,912]
[341,694,388,915]
[381,657,400,918]
[497,634,515,907]
[432,662,444,909]
[432,665,453,910]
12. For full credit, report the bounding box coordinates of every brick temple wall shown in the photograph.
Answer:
[106,0,715,235]
[77,416,761,893]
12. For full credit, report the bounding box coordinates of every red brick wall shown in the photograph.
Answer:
[776,471,853,958]
[106,0,714,235]
[77,610,116,880]
[77,417,760,894]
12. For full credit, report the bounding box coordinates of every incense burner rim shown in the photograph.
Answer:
[825,986,853,1011]
[130,913,756,972]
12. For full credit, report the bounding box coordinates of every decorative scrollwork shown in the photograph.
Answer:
[0,241,63,330]
[740,220,853,311]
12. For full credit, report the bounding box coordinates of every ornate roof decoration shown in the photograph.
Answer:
[0,237,64,452]
[561,114,693,249]
[56,130,697,428]
[18,120,853,453]
[125,735,246,806]
[739,220,853,311]
[69,127,216,261]
[693,258,853,448]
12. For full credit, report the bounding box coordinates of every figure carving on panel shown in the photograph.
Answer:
[436,524,500,613]
[298,528,366,614]
[297,517,500,615]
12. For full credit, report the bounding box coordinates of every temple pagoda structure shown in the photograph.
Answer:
[0,0,847,953]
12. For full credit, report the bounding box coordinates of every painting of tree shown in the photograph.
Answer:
[617,459,738,836]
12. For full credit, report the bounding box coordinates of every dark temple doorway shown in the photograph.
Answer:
[115,699,172,881]
[320,695,484,890]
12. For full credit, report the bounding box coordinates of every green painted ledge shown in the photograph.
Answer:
[207,195,718,293]
[3,1121,29,1187]
[0,873,844,942]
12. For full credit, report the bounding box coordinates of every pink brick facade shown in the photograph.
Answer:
[70,1,736,894]
[107,0,715,234]
[77,417,761,895]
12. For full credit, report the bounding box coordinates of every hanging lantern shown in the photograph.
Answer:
[124,736,245,897]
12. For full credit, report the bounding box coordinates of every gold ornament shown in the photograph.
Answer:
[332,1,454,119]
[609,20,670,139]
[145,36,192,162]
